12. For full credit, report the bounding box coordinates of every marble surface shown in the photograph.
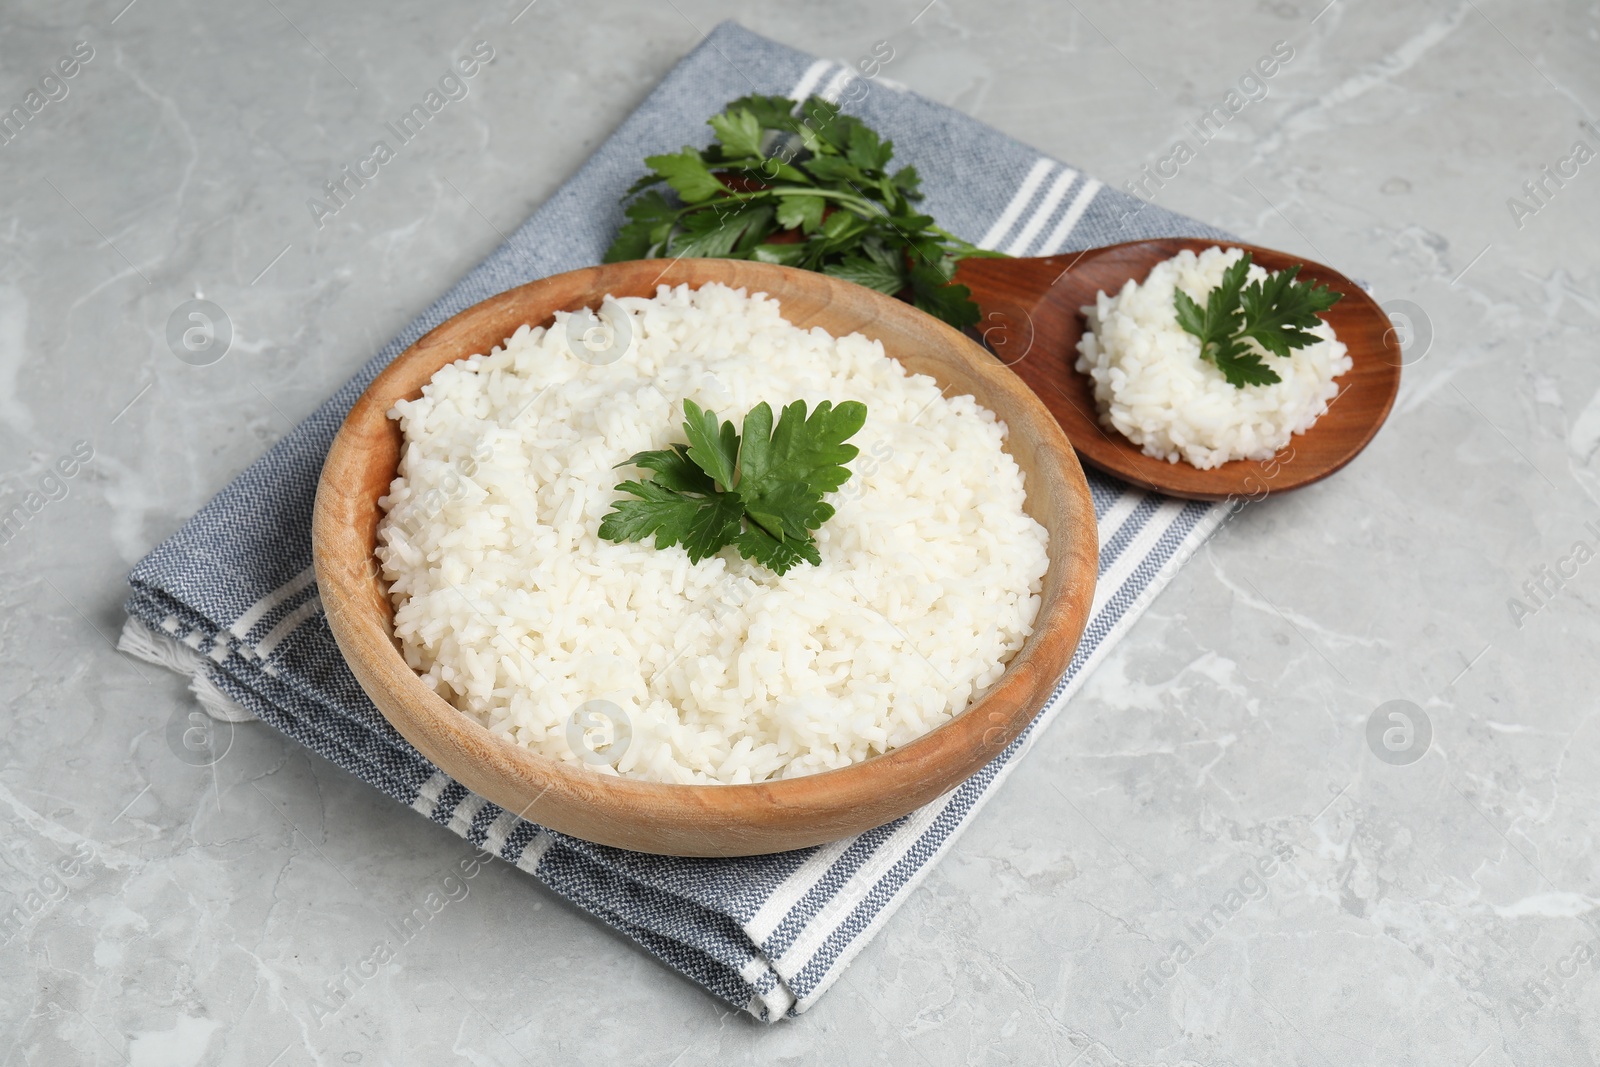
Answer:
[2,0,1598,1062]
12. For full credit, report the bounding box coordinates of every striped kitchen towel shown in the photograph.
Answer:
[120,21,1232,1020]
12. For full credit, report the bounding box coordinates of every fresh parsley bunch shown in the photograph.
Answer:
[598,398,867,575]
[1173,252,1344,387]
[604,94,1001,330]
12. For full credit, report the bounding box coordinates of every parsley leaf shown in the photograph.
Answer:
[642,147,725,204]
[1172,253,1249,353]
[891,165,922,198]
[736,399,864,544]
[604,96,1000,330]
[750,242,807,266]
[734,524,821,572]
[671,202,772,258]
[774,194,826,233]
[680,492,748,561]
[680,399,740,491]
[738,399,867,497]
[597,479,718,553]
[823,254,906,295]
[707,106,765,158]
[1236,264,1343,358]
[846,124,893,171]
[909,261,981,331]
[622,444,715,494]
[723,94,800,132]
[603,190,678,263]
[1173,251,1344,388]
[1208,339,1283,388]
[598,399,866,575]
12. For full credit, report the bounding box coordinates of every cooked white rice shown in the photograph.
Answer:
[1075,246,1350,470]
[375,282,1050,784]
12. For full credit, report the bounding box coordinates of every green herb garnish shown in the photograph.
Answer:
[598,398,867,575]
[604,95,1002,330]
[1173,252,1344,388]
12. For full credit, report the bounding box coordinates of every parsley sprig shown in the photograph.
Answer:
[1173,252,1344,388]
[598,398,867,575]
[604,95,1002,330]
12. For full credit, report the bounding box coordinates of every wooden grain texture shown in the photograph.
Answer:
[312,259,1099,857]
[955,238,1403,501]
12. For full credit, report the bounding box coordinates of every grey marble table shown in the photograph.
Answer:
[2,0,1597,1063]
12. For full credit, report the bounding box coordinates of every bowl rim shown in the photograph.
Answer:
[311,258,1099,856]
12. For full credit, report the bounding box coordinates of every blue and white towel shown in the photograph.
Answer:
[120,22,1231,1020]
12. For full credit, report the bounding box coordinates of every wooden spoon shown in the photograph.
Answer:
[954,238,1402,501]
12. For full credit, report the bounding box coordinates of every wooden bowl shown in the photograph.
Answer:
[956,238,1402,501]
[312,259,1098,857]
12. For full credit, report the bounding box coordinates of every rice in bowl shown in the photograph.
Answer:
[1075,246,1351,470]
[375,282,1050,785]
